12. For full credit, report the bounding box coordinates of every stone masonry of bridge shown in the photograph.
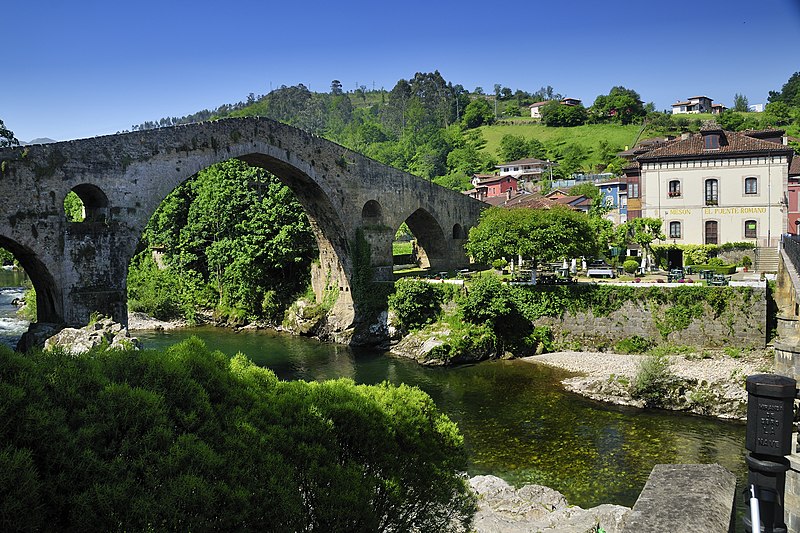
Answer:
[0,117,485,341]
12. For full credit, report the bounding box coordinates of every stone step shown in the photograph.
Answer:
[754,247,779,272]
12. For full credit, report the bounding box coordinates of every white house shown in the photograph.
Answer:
[671,96,714,114]
[528,101,550,119]
[637,126,793,247]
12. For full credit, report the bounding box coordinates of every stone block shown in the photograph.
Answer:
[621,464,736,533]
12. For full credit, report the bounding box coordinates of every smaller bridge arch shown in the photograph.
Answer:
[0,236,61,324]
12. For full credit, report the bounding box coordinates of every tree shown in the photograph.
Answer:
[330,79,343,95]
[623,218,665,271]
[462,98,494,129]
[497,134,547,162]
[465,206,597,266]
[130,159,317,322]
[540,101,587,127]
[0,119,19,147]
[590,87,645,125]
[764,101,794,126]
[717,109,745,131]
[733,93,749,112]
[768,71,800,107]
[0,340,477,531]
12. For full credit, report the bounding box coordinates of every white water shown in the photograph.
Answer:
[0,286,29,348]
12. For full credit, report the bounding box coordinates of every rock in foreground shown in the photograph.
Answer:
[470,475,629,533]
[45,317,141,353]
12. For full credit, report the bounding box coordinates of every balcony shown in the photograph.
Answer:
[705,199,718,206]
[668,191,681,198]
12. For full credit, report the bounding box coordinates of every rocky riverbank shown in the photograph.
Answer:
[523,349,773,420]
[469,475,629,533]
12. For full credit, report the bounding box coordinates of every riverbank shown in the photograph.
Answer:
[523,349,773,420]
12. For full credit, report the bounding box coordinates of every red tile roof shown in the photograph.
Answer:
[790,155,800,177]
[637,130,793,162]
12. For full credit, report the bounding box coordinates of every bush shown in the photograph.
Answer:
[0,340,476,531]
[630,353,676,407]
[615,335,654,354]
[742,255,752,268]
[388,278,445,330]
[622,259,639,274]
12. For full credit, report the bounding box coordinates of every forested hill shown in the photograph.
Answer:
[129,71,800,192]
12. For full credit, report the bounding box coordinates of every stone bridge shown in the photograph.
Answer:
[0,117,484,338]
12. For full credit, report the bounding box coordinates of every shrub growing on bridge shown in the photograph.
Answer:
[0,340,476,531]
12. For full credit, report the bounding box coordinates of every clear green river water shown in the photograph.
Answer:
[0,269,748,515]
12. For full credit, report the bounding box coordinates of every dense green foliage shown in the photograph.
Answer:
[540,101,588,127]
[63,191,85,222]
[465,206,597,266]
[388,278,446,330]
[589,86,646,125]
[128,159,316,323]
[0,118,19,147]
[0,340,476,531]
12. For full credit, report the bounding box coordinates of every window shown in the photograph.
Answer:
[705,220,718,244]
[705,179,719,205]
[669,221,681,239]
[668,180,681,197]
[745,177,758,195]
[629,182,639,198]
[704,134,720,149]
[745,220,757,239]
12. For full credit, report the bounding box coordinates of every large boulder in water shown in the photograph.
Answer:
[44,317,141,354]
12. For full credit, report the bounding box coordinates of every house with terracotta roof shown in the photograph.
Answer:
[496,157,551,185]
[463,173,518,201]
[637,124,794,249]
[671,96,714,115]
[786,156,800,233]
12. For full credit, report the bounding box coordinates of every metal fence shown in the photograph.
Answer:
[782,234,800,274]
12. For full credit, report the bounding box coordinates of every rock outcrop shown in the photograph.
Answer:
[470,475,629,533]
[44,317,141,354]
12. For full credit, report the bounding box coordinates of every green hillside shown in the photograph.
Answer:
[478,122,645,167]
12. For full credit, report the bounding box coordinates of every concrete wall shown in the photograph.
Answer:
[0,117,485,336]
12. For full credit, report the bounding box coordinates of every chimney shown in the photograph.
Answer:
[681,132,690,140]
[783,135,789,146]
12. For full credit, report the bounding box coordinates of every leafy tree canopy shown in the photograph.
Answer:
[462,98,494,129]
[540,101,587,127]
[590,86,645,125]
[466,206,597,265]
[768,71,800,107]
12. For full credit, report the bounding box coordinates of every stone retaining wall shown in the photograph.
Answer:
[536,285,767,350]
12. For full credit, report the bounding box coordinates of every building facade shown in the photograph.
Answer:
[638,128,793,247]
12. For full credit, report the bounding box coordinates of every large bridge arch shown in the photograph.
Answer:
[0,117,485,342]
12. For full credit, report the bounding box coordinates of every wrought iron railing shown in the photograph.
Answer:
[782,234,800,274]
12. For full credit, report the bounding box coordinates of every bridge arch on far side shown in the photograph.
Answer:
[0,236,61,324]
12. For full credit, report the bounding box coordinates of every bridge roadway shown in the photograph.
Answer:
[0,117,484,340]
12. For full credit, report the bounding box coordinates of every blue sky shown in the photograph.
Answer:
[3,0,800,142]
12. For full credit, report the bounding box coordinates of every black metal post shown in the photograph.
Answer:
[744,374,797,533]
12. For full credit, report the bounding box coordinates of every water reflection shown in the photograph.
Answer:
[138,327,747,509]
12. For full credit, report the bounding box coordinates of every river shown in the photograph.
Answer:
[0,269,748,513]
